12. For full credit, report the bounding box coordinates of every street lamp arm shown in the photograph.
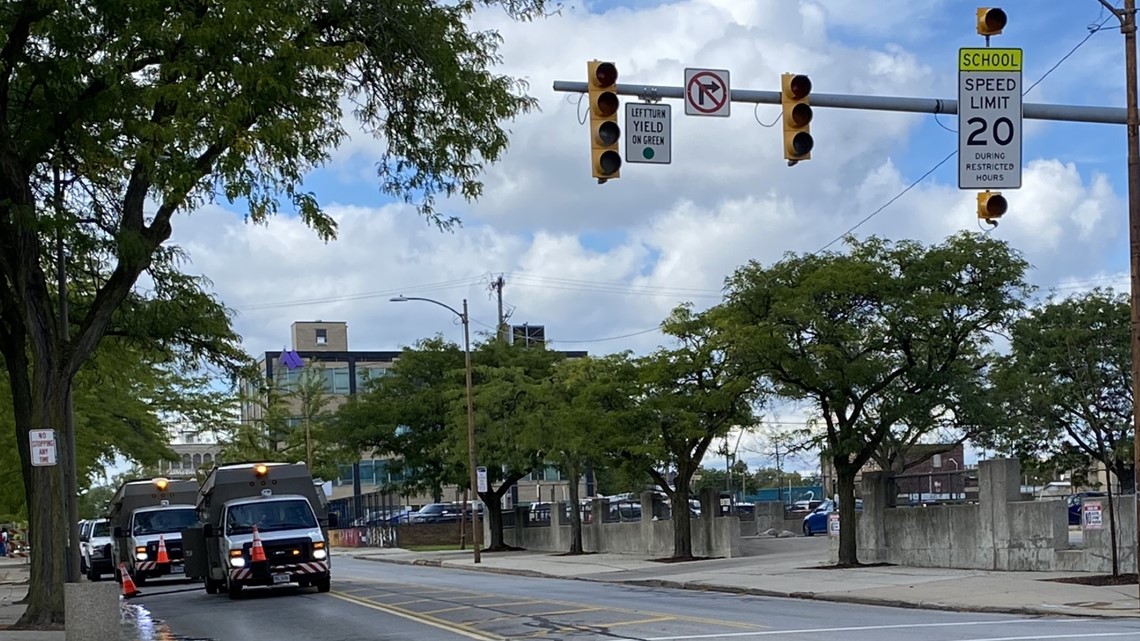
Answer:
[390,295,465,320]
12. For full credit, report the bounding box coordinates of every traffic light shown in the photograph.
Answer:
[587,60,621,183]
[781,73,813,165]
[976,8,1007,36]
[977,190,1008,222]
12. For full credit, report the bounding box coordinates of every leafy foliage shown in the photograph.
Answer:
[527,353,641,553]
[631,305,761,558]
[0,0,552,624]
[331,336,469,501]
[977,289,1132,575]
[716,232,1031,565]
[449,339,566,549]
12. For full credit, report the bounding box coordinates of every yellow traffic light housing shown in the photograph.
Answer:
[588,60,621,183]
[781,73,813,166]
[976,8,1007,36]
[977,190,1008,222]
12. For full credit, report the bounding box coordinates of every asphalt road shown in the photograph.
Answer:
[126,557,1140,641]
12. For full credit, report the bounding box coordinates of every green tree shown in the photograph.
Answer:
[529,353,641,554]
[2,328,240,519]
[0,0,552,625]
[453,339,565,551]
[717,232,1030,566]
[332,336,468,502]
[633,305,761,559]
[978,288,1132,576]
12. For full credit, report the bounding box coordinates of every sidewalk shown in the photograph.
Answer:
[336,542,1140,619]
[0,557,63,641]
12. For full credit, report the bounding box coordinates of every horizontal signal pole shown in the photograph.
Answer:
[551,80,1126,125]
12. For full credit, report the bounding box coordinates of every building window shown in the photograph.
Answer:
[315,328,328,345]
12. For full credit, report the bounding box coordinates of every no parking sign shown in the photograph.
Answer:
[1083,500,1103,530]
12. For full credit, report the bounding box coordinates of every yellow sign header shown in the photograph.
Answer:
[959,48,1023,72]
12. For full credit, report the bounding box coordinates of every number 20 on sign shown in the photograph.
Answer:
[957,47,1023,190]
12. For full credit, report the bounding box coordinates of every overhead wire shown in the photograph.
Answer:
[813,7,1118,254]
[235,12,1121,347]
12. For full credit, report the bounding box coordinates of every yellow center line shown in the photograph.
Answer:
[384,598,433,606]
[329,592,503,641]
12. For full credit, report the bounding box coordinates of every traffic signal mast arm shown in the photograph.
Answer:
[552,80,1126,125]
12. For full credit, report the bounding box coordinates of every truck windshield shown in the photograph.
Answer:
[226,499,318,535]
[132,508,197,536]
[92,521,110,537]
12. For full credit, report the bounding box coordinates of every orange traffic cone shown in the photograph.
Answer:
[119,563,141,598]
[156,535,170,565]
[250,526,266,563]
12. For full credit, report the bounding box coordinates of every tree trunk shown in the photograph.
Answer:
[1106,466,1120,577]
[567,463,583,555]
[671,471,693,559]
[11,357,67,628]
[835,465,859,567]
[480,471,525,551]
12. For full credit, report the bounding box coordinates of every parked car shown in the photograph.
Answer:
[802,498,863,536]
[1067,492,1107,526]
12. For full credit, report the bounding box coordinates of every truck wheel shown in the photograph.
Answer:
[87,566,100,582]
[205,578,219,595]
[316,577,331,593]
[227,580,242,600]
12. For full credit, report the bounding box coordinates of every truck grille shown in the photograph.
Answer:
[145,539,184,561]
[242,537,312,564]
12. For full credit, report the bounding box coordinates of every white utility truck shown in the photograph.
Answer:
[182,462,338,599]
[107,477,200,584]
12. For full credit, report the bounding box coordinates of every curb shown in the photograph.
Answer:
[349,554,1140,620]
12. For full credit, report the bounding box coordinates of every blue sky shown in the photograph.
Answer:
[153,0,1133,478]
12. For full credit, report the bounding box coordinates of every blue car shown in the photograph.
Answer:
[1067,492,1107,526]
[802,498,863,536]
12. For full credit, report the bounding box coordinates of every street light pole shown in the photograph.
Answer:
[1098,0,1140,607]
[391,295,482,564]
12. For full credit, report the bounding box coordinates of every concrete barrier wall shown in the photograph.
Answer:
[833,458,1132,573]
[488,487,743,558]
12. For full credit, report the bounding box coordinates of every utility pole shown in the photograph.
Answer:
[491,275,507,343]
[1098,0,1140,607]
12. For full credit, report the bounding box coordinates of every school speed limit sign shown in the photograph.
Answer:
[958,48,1023,190]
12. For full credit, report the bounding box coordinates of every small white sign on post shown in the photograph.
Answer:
[29,429,57,467]
[476,466,488,494]
[827,512,840,538]
[625,102,672,164]
[957,47,1023,189]
[684,68,731,117]
[1083,500,1104,530]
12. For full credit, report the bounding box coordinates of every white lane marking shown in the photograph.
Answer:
[643,618,1092,641]
[957,629,1140,634]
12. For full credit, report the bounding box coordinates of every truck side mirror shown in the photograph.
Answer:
[327,513,339,528]
[113,527,124,539]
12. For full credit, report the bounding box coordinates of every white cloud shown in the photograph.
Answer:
[161,0,1127,393]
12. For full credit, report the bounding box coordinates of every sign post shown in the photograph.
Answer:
[684,68,731,117]
[625,102,672,164]
[958,48,1023,189]
[29,429,57,467]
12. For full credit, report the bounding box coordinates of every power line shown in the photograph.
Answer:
[814,9,1116,254]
